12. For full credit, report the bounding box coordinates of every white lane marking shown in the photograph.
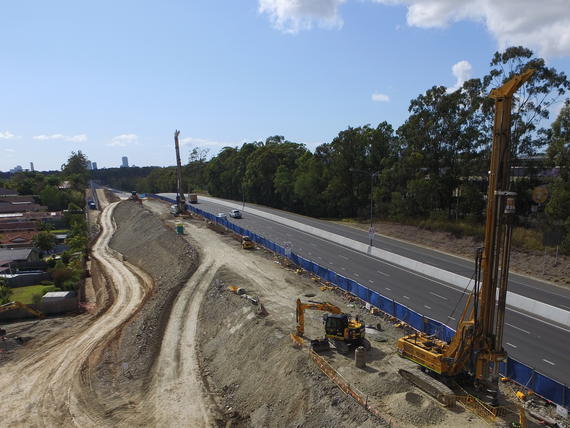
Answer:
[429,292,448,301]
[561,304,570,310]
[376,270,390,277]
[329,262,334,266]
[354,273,360,277]
[542,359,556,366]
[505,323,530,335]
[448,316,456,320]
[385,287,391,291]
[339,255,349,260]
[506,342,518,349]
[403,295,410,300]
[424,305,431,310]
[318,256,322,260]
[341,267,346,271]
[369,280,374,284]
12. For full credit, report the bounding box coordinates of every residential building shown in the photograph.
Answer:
[121,156,129,168]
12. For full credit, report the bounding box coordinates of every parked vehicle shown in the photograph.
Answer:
[229,209,242,219]
[170,205,180,216]
[216,212,227,219]
[88,200,97,210]
[188,193,198,204]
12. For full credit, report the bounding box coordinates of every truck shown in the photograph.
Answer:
[188,193,198,204]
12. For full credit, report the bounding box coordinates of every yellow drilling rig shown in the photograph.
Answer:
[397,70,534,402]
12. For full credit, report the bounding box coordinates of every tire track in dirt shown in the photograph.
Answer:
[0,202,152,427]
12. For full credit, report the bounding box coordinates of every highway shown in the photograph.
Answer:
[159,193,570,386]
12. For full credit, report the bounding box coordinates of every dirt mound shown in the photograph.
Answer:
[198,266,382,428]
[89,201,199,415]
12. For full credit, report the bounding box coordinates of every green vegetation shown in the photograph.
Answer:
[91,46,570,254]
[9,284,59,305]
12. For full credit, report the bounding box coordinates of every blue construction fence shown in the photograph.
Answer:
[149,194,569,409]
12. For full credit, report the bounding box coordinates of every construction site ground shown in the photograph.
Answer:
[0,192,540,427]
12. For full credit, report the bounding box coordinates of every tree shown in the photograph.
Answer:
[0,278,10,305]
[482,46,570,158]
[547,99,570,180]
[33,231,56,254]
[61,151,89,190]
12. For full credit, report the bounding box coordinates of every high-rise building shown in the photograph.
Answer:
[30,162,34,172]
[87,160,92,170]
[121,156,129,168]
[92,162,98,170]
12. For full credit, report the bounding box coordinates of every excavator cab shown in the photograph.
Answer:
[324,313,365,348]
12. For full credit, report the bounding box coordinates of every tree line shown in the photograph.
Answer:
[93,47,570,252]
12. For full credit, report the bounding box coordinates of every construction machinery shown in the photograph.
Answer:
[294,298,367,353]
[241,236,254,249]
[128,191,142,205]
[174,130,186,214]
[397,70,534,399]
[0,301,45,319]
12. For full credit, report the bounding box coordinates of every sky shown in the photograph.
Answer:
[1,0,569,171]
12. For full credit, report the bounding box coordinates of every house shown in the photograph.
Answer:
[0,221,38,233]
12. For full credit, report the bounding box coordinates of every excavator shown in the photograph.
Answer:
[294,298,367,353]
[396,70,534,406]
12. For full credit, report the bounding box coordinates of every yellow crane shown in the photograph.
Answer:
[397,70,534,392]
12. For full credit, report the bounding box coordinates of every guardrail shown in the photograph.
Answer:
[148,194,570,410]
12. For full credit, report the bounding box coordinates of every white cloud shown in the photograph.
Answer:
[258,0,346,33]
[446,60,472,93]
[108,134,138,147]
[371,0,570,56]
[4,148,15,152]
[0,131,18,139]
[33,134,87,143]
[371,92,390,102]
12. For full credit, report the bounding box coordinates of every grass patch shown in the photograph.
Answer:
[9,284,58,305]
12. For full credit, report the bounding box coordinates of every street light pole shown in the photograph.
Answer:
[242,182,246,211]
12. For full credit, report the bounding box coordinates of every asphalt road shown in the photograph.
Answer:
[159,193,570,386]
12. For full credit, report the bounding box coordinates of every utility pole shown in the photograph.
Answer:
[349,168,379,246]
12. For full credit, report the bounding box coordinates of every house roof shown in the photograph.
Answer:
[0,196,35,204]
[0,222,37,232]
[0,231,38,247]
[0,204,45,213]
[0,247,35,261]
[0,188,18,196]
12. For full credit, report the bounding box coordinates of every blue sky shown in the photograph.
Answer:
[1,0,569,171]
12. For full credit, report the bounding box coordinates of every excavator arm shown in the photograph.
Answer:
[295,298,341,336]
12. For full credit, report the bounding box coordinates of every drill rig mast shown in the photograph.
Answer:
[174,130,186,213]
[397,69,534,389]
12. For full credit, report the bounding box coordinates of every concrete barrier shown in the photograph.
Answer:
[195,195,570,328]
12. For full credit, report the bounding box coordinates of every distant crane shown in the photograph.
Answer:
[174,130,186,213]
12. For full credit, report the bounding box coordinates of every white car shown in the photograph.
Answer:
[229,209,242,219]
[216,212,227,219]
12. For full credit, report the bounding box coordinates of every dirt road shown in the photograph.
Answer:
[0,202,151,426]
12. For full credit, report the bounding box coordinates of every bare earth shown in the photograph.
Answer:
[0,196,537,427]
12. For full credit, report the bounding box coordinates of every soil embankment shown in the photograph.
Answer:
[89,201,199,419]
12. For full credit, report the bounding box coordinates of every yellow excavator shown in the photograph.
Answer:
[294,298,367,353]
[397,70,534,403]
